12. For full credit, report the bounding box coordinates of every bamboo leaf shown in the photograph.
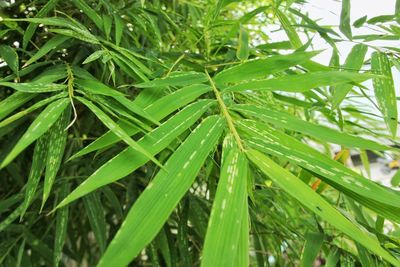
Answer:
[22,0,60,49]
[231,104,393,151]
[75,96,163,168]
[325,247,340,267]
[53,183,69,267]
[391,170,400,187]
[0,45,18,75]
[75,79,125,97]
[371,51,398,137]
[332,44,368,107]
[83,192,107,253]
[71,0,103,30]
[0,204,24,232]
[5,17,99,44]
[0,98,69,169]
[82,50,106,64]
[224,71,375,92]
[233,210,249,267]
[275,9,302,49]
[57,100,215,208]
[300,233,324,267]
[0,82,66,93]
[0,92,68,128]
[114,15,124,46]
[33,64,68,83]
[214,51,320,84]
[102,14,112,40]
[69,84,211,160]
[97,115,224,267]
[0,92,36,121]
[21,134,49,218]
[340,0,352,39]
[136,72,207,88]
[360,150,371,178]
[353,15,368,28]
[237,120,400,222]
[42,107,70,208]
[246,149,400,266]
[236,26,249,61]
[202,135,248,267]
[24,35,70,67]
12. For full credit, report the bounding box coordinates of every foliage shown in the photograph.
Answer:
[0,0,400,266]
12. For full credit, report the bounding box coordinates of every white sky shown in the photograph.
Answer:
[303,0,398,62]
[291,0,400,115]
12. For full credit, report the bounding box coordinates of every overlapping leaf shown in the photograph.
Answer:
[224,71,375,92]
[237,119,400,222]
[247,149,400,266]
[97,116,224,267]
[57,100,215,208]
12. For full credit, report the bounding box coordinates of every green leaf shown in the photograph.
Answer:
[75,78,125,97]
[0,45,19,75]
[21,134,49,218]
[0,92,67,128]
[71,0,103,30]
[231,104,392,151]
[246,149,400,266]
[33,64,67,83]
[53,183,69,267]
[202,135,248,267]
[22,0,60,49]
[360,150,371,178]
[300,233,324,267]
[136,72,207,88]
[276,9,302,49]
[0,98,69,169]
[23,35,70,67]
[391,170,400,187]
[0,204,24,232]
[57,100,215,208]
[340,0,352,39]
[332,44,368,108]
[223,71,375,92]
[113,15,124,46]
[0,82,66,93]
[75,96,163,168]
[42,107,70,208]
[233,211,249,267]
[325,247,340,267]
[0,92,36,121]
[48,28,99,44]
[237,120,400,222]
[371,51,398,137]
[353,15,368,28]
[5,17,99,44]
[111,96,159,125]
[69,84,211,160]
[396,0,400,23]
[83,192,107,253]
[214,51,320,84]
[82,50,106,64]
[102,14,112,40]
[97,115,224,267]
[236,26,249,61]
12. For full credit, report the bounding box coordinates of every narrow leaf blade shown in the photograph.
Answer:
[97,116,224,267]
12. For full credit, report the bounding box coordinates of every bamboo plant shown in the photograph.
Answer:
[0,0,400,266]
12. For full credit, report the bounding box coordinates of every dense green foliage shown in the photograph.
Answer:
[1,0,400,266]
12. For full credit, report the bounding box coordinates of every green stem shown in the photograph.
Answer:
[205,69,244,151]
